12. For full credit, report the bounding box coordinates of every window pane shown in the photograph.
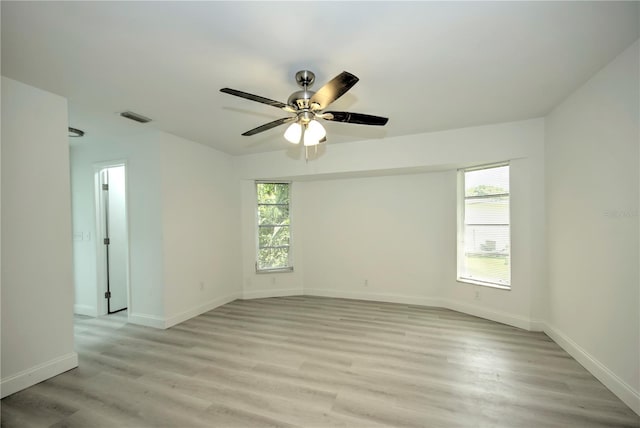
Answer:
[459,164,510,287]
[463,225,509,254]
[257,183,290,204]
[465,166,509,197]
[464,196,509,224]
[258,247,289,270]
[461,253,510,285]
[258,225,290,247]
[256,182,292,272]
[258,205,290,226]
[462,225,510,284]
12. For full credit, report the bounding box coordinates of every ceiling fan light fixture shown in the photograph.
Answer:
[221,70,388,157]
[303,120,325,146]
[284,122,302,144]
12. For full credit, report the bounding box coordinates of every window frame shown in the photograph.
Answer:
[457,162,511,289]
[255,181,294,273]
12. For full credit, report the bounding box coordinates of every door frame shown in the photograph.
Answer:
[93,160,131,317]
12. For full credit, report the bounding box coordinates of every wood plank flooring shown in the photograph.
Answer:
[2,296,638,427]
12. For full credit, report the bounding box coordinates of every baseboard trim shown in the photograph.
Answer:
[543,323,640,416]
[528,319,546,332]
[302,289,531,330]
[164,293,241,329]
[439,298,534,331]
[128,312,166,329]
[243,288,303,300]
[73,304,97,317]
[303,288,441,307]
[1,352,78,399]
[127,288,637,415]
[265,290,638,414]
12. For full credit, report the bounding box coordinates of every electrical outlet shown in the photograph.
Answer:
[199,281,204,291]
[364,279,369,287]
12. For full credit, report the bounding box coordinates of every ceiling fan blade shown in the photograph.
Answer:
[221,88,288,109]
[323,111,389,126]
[309,71,359,110]
[242,117,296,136]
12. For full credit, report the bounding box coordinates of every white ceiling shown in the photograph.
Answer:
[2,1,638,155]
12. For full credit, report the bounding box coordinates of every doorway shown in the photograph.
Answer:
[95,163,129,315]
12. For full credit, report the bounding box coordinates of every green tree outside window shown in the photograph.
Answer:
[256,183,292,271]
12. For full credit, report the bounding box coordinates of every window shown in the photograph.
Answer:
[458,163,510,288]
[256,182,292,272]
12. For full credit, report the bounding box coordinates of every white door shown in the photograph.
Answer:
[101,166,128,313]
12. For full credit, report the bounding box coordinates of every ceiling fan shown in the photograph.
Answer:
[220,70,388,149]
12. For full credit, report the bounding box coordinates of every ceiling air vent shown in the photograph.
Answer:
[120,111,152,123]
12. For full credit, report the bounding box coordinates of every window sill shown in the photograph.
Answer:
[457,277,511,290]
[256,267,294,274]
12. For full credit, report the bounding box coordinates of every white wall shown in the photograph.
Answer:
[440,152,547,330]
[70,131,165,327]
[240,179,306,299]
[236,118,546,331]
[70,130,241,328]
[1,77,78,397]
[300,172,448,305]
[2,37,634,415]
[159,133,241,327]
[235,118,544,180]
[545,40,639,413]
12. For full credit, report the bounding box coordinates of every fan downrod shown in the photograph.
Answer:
[289,70,317,110]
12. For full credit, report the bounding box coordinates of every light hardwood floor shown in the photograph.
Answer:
[1,296,638,427]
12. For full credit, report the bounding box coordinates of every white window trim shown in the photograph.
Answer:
[457,162,511,289]
[255,181,294,273]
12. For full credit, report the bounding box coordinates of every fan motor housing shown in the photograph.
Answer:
[289,70,318,110]
[288,89,315,110]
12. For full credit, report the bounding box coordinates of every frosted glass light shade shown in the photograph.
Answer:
[303,120,326,146]
[284,122,302,144]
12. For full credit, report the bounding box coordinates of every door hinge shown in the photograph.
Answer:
[104,238,110,245]
[105,291,111,299]
[102,184,109,191]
